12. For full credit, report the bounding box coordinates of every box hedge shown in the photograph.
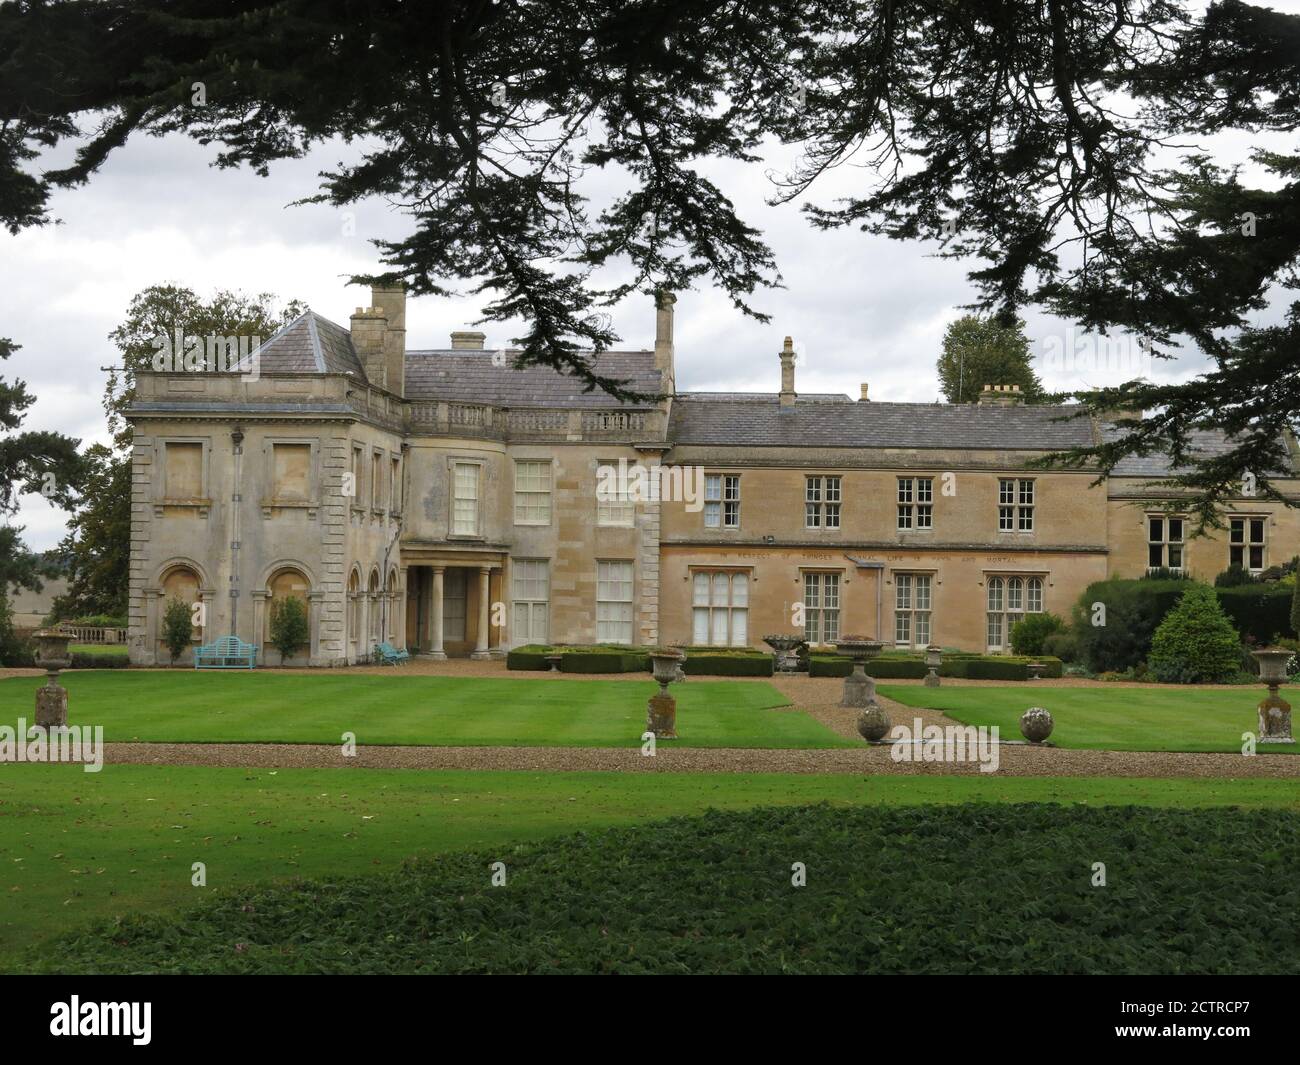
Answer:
[682,652,773,677]
[810,653,1061,681]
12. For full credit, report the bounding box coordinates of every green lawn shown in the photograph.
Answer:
[880,683,1298,754]
[3,763,1298,968]
[68,643,128,658]
[0,671,852,749]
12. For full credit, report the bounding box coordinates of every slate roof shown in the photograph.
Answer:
[241,312,366,377]
[1102,424,1296,477]
[403,349,664,408]
[669,394,1098,451]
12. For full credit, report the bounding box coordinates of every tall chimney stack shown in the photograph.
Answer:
[350,306,389,389]
[371,283,406,397]
[779,336,797,408]
[654,291,676,391]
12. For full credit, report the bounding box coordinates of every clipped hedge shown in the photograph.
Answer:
[506,644,551,671]
[682,652,773,677]
[810,653,1062,681]
[1215,585,1294,644]
[69,652,130,670]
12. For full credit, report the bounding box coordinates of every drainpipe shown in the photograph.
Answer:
[229,426,244,636]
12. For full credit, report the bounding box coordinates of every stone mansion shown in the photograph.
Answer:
[125,284,1300,665]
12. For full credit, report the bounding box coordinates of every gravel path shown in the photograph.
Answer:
[98,734,1300,777]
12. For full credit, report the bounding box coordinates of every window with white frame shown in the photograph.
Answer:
[451,462,480,536]
[998,478,1035,532]
[805,476,841,528]
[704,474,740,529]
[1148,515,1185,571]
[894,574,932,647]
[803,572,841,644]
[897,478,933,531]
[511,559,549,645]
[390,455,401,512]
[986,575,1044,651]
[1230,516,1266,571]
[596,463,635,526]
[514,460,552,525]
[692,571,749,647]
[596,561,634,643]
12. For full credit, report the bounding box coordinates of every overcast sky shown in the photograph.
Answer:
[5,2,1299,551]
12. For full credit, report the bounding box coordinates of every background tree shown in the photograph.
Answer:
[936,316,1043,404]
[52,287,302,621]
[269,597,309,665]
[0,336,84,649]
[161,597,194,665]
[1,1,1298,509]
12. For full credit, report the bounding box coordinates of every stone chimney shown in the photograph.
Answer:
[654,291,676,391]
[779,336,797,408]
[859,382,870,402]
[451,331,486,350]
[371,283,406,397]
[977,383,1024,406]
[350,306,389,388]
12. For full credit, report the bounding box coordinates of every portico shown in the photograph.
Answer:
[403,548,506,659]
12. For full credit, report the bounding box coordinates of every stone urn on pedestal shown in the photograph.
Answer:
[835,637,883,708]
[1251,647,1295,744]
[31,629,74,729]
[764,634,808,674]
[924,644,942,688]
[646,649,685,739]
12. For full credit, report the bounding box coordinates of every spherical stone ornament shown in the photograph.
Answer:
[857,705,892,743]
[1020,706,1054,743]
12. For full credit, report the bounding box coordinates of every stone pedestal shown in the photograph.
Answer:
[1258,694,1294,744]
[1251,648,1295,744]
[35,678,68,729]
[646,692,677,739]
[841,666,879,709]
[923,668,940,688]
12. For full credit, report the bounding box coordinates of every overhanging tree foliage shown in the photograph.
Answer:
[2,0,1297,516]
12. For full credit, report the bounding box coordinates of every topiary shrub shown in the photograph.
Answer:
[1009,612,1065,656]
[161,597,194,665]
[1148,584,1242,683]
[1041,630,1079,663]
[269,596,310,665]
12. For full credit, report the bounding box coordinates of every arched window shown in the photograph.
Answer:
[347,570,361,653]
[368,570,381,641]
[986,577,1004,651]
[385,570,398,642]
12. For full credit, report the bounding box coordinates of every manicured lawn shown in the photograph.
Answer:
[12,798,1300,974]
[69,643,128,658]
[3,763,1298,967]
[880,683,1300,754]
[0,671,851,749]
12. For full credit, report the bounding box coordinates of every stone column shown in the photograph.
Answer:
[430,566,446,659]
[471,566,491,660]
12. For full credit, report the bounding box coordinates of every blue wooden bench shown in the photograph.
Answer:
[374,641,410,666]
[194,635,258,669]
